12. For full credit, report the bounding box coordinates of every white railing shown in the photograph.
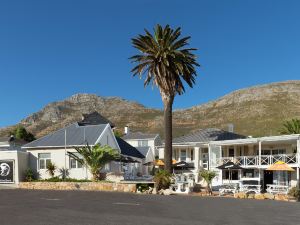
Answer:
[218,154,298,167]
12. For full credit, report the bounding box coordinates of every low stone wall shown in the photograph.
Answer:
[234,192,295,201]
[19,182,137,193]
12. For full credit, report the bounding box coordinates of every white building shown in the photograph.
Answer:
[22,122,145,180]
[158,128,300,189]
[0,137,28,184]
[122,128,161,174]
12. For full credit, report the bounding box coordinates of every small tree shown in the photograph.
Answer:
[10,126,35,142]
[280,118,300,134]
[199,170,217,195]
[68,144,119,181]
[153,169,172,191]
[46,162,56,178]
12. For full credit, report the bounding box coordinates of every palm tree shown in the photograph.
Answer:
[68,144,119,181]
[130,24,199,172]
[199,170,217,195]
[280,118,300,134]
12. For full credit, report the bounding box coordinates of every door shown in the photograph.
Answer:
[264,170,273,190]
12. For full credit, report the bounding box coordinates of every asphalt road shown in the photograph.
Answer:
[0,189,299,225]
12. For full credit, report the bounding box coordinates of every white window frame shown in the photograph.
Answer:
[69,153,83,169]
[180,149,187,161]
[138,140,148,147]
[38,153,51,170]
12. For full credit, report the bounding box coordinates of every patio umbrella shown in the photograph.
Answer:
[266,161,295,172]
[154,159,177,167]
[172,161,195,169]
[266,161,295,186]
[217,162,243,183]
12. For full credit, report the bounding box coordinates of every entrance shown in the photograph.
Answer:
[264,170,273,190]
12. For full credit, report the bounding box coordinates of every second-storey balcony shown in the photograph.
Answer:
[218,154,298,168]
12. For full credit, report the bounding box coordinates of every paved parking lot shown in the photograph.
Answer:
[0,189,299,225]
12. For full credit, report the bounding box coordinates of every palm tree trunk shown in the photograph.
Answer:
[162,94,174,173]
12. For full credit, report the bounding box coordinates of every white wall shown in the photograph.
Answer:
[0,151,28,184]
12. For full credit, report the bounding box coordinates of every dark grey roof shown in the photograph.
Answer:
[123,132,158,140]
[136,146,151,157]
[173,128,246,144]
[116,137,145,159]
[0,136,27,145]
[78,112,115,127]
[23,123,107,148]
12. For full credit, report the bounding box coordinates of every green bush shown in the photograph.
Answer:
[137,184,152,192]
[288,187,300,200]
[24,168,35,182]
[153,169,172,190]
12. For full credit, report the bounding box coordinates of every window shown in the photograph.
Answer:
[190,149,194,161]
[180,149,187,161]
[228,148,234,157]
[38,153,51,170]
[138,140,148,147]
[69,153,83,169]
[223,170,239,180]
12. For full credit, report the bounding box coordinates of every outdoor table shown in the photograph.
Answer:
[240,185,261,194]
[175,181,190,194]
[266,184,289,194]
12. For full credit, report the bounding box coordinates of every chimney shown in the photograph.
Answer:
[228,124,234,133]
[124,126,130,135]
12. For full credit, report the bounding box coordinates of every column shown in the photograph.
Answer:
[258,140,262,186]
[297,138,300,187]
[194,147,200,182]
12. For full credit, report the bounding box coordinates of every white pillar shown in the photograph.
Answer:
[258,140,262,186]
[194,147,200,182]
[297,138,300,187]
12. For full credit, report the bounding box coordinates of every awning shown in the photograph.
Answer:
[266,161,295,171]
[217,161,243,170]
[172,161,194,169]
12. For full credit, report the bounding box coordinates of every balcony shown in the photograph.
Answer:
[218,154,298,168]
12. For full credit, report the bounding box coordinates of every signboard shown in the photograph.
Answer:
[0,160,14,183]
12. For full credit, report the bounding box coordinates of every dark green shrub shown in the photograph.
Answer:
[288,187,300,200]
[153,169,172,190]
[24,168,35,182]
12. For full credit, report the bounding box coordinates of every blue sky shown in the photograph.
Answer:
[1,0,300,127]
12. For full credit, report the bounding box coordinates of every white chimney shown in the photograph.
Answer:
[228,124,234,133]
[124,126,130,135]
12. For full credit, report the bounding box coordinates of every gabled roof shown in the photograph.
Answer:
[173,128,246,144]
[122,132,158,140]
[116,137,145,159]
[136,146,151,157]
[23,123,107,148]
[78,112,115,127]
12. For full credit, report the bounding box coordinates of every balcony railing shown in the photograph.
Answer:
[218,154,298,167]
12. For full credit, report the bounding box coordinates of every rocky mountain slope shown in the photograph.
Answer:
[1,80,300,138]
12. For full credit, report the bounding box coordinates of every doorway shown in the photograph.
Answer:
[264,170,273,190]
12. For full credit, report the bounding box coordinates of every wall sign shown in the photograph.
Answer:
[0,160,14,183]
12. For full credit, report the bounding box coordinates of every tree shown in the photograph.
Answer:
[130,24,199,172]
[153,169,172,191]
[199,170,217,195]
[46,162,56,178]
[280,118,300,134]
[10,126,35,142]
[68,144,119,181]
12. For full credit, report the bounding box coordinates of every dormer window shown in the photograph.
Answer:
[138,140,148,147]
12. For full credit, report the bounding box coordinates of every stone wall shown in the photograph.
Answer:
[19,182,137,193]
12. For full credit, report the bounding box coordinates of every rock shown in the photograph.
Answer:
[263,193,275,200]
[234,192,248,199]
[275,194,289,201]
[254,194,265,200]
[162,189,173,195]
[152,188,157,195]
[247,193,255,199]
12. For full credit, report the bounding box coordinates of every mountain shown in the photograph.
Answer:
[1,80,300,138]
